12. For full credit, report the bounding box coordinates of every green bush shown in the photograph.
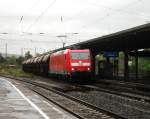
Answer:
[0,63,33,78]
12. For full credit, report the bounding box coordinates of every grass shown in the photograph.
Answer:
[0,63,34,78]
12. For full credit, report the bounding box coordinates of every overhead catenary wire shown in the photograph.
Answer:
[78,0,144,33]
[46,0,145,35]
[19,0,42,32]
[83,0,143,13]
[25,0,57,32]
[85,0,147,19]
[0,37,77,44]
[21,0,144,35]
[30,0,42,11]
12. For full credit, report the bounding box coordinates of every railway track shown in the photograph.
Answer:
[83,84,150,103]
[3,76,150,119]
[91,80,150,103]
[8,77,122,119]
[96,79,150,94]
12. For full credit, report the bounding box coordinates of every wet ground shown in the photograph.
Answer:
[0,77,77,119]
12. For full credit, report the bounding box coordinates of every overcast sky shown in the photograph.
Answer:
[0,0,150,56]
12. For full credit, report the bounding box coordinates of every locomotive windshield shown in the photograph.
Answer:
[71,52,90,60]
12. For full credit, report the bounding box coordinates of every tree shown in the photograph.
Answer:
[7,55,16,64]
[0,53,6,63]
[16,56,25,65]
[25,51,32,59]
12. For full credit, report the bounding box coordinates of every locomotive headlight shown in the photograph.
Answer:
[87,68,90,70]
[71,68,75,71]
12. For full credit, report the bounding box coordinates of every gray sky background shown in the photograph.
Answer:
[0,0,150,56]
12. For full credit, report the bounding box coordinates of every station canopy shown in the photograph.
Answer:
[66,23,150,52]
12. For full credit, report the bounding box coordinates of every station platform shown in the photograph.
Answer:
[0,77,77,119]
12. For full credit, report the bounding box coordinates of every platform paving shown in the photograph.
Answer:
[0,77,77,119]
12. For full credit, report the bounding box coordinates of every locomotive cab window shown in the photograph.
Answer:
[71,52,90,60]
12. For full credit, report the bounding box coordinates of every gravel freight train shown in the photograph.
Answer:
[22,49,92,80]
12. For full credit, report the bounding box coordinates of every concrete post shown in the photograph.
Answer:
[124,51,129,80]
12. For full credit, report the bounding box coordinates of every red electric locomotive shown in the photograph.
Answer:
[49,49,92,79]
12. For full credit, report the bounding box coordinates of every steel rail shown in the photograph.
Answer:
[8,77,124,119]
